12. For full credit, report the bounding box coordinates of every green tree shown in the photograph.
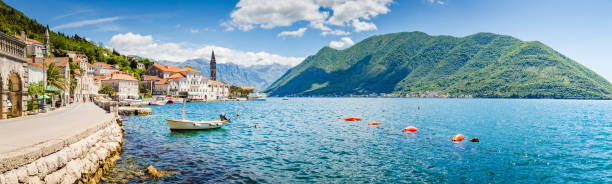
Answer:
[27,81,44,99]
[46,63,66,92]
[98,85,114,96]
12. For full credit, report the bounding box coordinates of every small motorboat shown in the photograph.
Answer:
[247,93,267,101]
[150,97,167,106]
[166,99,230,131]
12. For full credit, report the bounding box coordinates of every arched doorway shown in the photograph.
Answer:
[8,73,23,118]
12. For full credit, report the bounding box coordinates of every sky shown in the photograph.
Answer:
[5,0,612,81]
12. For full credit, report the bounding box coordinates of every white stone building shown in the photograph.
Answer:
[100,71,139,99]
[93,62,119,75]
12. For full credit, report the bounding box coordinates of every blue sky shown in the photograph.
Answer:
[5,0,612,81]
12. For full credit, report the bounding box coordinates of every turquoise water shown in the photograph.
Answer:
[102,98,612,183]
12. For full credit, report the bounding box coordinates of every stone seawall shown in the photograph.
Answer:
[0,114,123,184]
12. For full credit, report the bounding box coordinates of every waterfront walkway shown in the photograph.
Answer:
[0,103,110,154]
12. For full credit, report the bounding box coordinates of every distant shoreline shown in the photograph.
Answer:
[266,96,612,100]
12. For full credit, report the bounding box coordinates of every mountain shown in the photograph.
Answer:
[265,32,612,99]
[158,59,292,91]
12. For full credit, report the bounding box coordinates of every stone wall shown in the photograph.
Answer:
[0,115,123,184]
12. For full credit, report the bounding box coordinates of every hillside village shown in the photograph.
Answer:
[0,28,253,119]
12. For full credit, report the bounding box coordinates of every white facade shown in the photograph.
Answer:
[101,79,139,99]
[27,65,44,84]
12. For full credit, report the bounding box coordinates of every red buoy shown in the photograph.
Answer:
[368,121,381,125]
[452,134,465,142]
[343,117,361,121]
[403,126,418,132]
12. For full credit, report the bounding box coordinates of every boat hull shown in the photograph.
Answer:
[166,119,229,130]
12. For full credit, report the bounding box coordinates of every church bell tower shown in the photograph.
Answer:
[210,50,216,81]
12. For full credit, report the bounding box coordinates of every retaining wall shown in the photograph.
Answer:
[0,113,123,184]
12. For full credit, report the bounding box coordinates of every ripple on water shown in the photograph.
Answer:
[102,98,612,183]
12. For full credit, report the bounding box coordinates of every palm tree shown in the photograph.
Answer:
[46,63,66,92]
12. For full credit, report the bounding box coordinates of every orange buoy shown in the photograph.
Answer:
[452,134,465,142]
[368,121,381,125]
[343,117,361,121]
[236,113,240,117]
[403,126,418,132]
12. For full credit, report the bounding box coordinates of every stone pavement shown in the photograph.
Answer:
[0,102,110,154]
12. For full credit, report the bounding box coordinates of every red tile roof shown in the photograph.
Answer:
[142,75,161,81]
[104,71,137,81]
[14,35,42,44]
[93,62,117,69]
[27,57,70,67]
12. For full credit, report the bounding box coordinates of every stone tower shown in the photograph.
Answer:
[44,27,50,54]
[210,50,216,81]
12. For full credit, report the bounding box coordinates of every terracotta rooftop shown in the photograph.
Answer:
[155,78,168,85]
[142,75,161,81]
[28,57,70,67]
[14,35,42,44]
[167,73,185,79]
[26,58,44,69]
[182,67,202,73]
[104,71,137,81]
[153,64,183,72]
[93,62,117,69]
[209,80,228,85]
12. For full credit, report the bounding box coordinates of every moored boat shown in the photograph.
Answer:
[247,93,267,101]
[166,98,230,130]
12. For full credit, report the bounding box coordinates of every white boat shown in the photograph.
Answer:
[247,93,267,101]
[166,118,229,130]
[166,99,230,131]
[150,97,167,106]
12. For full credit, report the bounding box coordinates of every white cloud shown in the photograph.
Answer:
[109,32,304,66]
[427,0,446,5]
[224,0,393,35]
[188,28,211,34]
[321,29,350,36]
[324,0,393,26]
[351,19,377,32]
[226,0,327,31]
[329,37,354,49]
[277,27,307,38]
[52,17,120,30]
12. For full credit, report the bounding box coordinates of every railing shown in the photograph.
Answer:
[0,32,27,62]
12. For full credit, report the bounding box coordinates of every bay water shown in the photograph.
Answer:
[102,98,611,183]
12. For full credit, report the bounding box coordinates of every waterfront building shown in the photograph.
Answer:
[14,31,45,57]
[144,51,229,100]
[141,74,160,94]
[26,59,44,84]
[137,62,145,69]
[0,31,29,119]
[93,62,119,75]
[74,58,95,74]
[100,71,139,99]
[74,71,96,102]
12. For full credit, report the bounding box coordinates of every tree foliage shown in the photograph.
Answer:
[98,85,114,96]
[265,32,612,99]
[46,63,66,93]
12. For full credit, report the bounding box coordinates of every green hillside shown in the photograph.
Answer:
[0,1,146,77]
[265,32,612,99]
